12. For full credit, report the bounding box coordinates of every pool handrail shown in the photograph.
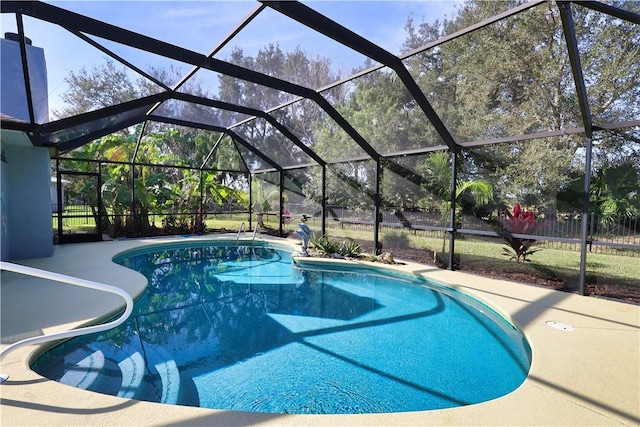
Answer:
[0,261,135,383]
[252,222,260,242]
[237,222,246,242]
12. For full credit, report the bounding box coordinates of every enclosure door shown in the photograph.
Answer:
[55,171,103,243]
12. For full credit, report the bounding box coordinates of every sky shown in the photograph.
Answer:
[1,1,461,117]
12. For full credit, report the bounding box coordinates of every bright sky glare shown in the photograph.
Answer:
[1,1,461,116]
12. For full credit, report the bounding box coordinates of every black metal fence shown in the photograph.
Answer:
[54,200,639,256]
[53,203,250,232]
[313,205,640,257]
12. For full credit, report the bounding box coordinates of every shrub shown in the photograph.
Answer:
[310,235,341,256]
[339,238,362,257]
[382,230,410,248]
[499,204,544,262]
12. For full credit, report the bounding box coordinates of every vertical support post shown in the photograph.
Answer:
[130,164,135,231]
[56,158,63,244]
[247,172,253,230]
[199,169,204,233]
[97,163,103,237]
[448,151,458,270]
[374,159,382,254]
[589,212,595,252]
[321,164,326,236]
[578,137,593,295]
[559,1,594,295]
[279,171,284,236]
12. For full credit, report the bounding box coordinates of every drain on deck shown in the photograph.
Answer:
[546,321,575,331]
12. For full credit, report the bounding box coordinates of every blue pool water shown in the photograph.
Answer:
[32,241,531,414]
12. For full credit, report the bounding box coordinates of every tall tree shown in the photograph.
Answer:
[400,0,640,211]
[54,59,139,119]
[219,43,346,167]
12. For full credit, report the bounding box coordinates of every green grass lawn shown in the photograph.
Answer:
[452,238,638,288]
[327,226,639,291]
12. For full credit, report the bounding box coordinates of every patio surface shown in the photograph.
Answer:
[1,235,639,426]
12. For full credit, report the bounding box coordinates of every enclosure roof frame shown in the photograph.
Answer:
[0,0,638,173]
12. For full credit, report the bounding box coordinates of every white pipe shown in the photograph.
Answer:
[0,261,135,382]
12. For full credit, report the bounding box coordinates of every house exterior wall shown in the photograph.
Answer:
[0,151,8,260]
[0,144,53,260]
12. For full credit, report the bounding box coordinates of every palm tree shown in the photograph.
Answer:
[590,162,639,224]
[65,135,125,233]
[251,178,286,229]
[417,151,494,259]
[418,151,494,219]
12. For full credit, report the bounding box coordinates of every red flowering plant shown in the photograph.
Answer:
[499,204,544,262]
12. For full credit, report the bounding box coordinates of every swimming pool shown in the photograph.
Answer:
[31,240,531,414]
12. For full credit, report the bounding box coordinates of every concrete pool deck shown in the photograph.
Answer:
[1,235,639,426]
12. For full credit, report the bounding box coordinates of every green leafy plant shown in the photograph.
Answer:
[339,238,362,257]
[309,236,362,258]
[499,203,544,262]
[309,235,341,256]
[362,250,379,262]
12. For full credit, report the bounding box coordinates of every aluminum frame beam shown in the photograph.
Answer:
[67,29,172,92]
[146,4,267,117]
[242,1,547,131]
[15,14,37,126]
[559,2,594,137]
[577,0,640,25]
[148,115,282,173]
[200,133,226,170]
[262,0,459,153]
[171,92,326,166]
[40,92,167,134]
[2,1,378,164]
[56,115,148,152]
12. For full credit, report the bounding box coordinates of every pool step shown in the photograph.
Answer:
[134,341,181,404]
[60,347,105,390]
[114,348,145,398]
[59,341,146,399]
[58,339,180,405]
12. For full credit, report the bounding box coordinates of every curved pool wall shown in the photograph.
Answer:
[30,239,532,415]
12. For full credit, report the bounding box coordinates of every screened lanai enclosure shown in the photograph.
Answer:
[1,0,639,302]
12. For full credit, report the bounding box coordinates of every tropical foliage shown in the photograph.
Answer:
[309,235,342,257]
[499,204,544,262]
[590,162,640,224]
[309,236,363,258]
[59,129,248,237]
[416,151,494,220]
